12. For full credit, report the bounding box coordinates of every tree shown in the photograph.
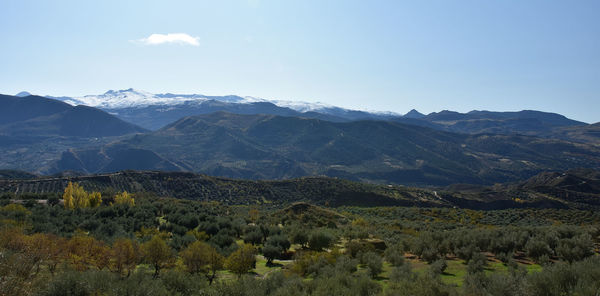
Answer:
[384,243,405,267]
[45,234,67,275]
[266,234,290,252]
[525,237,552,263]
[186,229,209,242]
[361,251,383,278]
[225,244,256,277]
[25,233,53,275]
[114,191,135,206]
[243,230,263,245]
[110,238,140,277]
[88,192,102,207]
[63,182,75,209]
[248,208,260,223]
[430,259,448,275]
[62,182,102,209]
[72,182,89,209]
[308,230,334,251]
[291,229,309,248]
[141,235,174,278]
[262,244,282,265]
[556,234,594,263]
[180,241,224,284]
[467,252,487,274]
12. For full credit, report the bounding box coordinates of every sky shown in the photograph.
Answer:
[0,0,598,123]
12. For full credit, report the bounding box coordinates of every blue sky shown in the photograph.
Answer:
[1,0,598,123]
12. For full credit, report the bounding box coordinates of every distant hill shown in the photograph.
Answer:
[0,94,73,125]
[446,168,600,209]
[0,94,147,137]
[0,170,38,179]
[0,94,147,174]
[2,169,599,209]
[410,110,587,138]
[53,112,600,186]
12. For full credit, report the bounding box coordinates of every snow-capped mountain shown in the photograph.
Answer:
[42,89,408,130]
[57,88,403,115]
[59,88,341,112]
[61,88,230,109]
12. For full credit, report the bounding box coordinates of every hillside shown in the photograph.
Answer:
[2,169,600,209]
[552,123,600,145]
[0,94,148,173]
[0,170,443,207]
[54,112,600,186]
[0,94,146,137]
[444,168,600,209]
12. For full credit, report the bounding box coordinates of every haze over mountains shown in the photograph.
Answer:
[1,90,599,186]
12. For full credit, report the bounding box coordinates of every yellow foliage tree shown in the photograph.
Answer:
[63,182,102,209]
[110,238,140,277]
[225,243,256,278]
[72,182,89,209]
[63,182,75,209]
[88,192,103,208]
[248,208,260,223]
[141,235,174,278]
[114,191,135,206]
[180,241,224,284]
[67,234,109,271]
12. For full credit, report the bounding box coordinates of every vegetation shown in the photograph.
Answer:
[1,187,600,295]
[62,182,102,209]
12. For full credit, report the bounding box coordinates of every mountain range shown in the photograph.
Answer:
[55,112,600,186]
[38,89,596,146]
[1,90,599,186]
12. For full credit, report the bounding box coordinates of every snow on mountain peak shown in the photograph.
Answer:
[268,99,336,112]
[63,89,332,112]
[67,89,208,109]
[53,89,404,118]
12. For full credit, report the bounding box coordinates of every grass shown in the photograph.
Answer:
[254,255,284,277]
[440,260,468,286]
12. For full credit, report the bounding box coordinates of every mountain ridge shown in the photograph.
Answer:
[31,89,595,146]
[53,112,600,186]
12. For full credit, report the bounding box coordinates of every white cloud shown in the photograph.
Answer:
[136,33,199,46]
